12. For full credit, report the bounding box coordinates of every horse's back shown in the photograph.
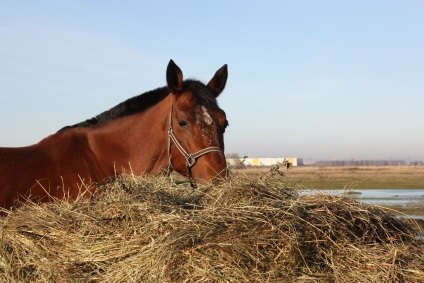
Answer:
[0,132,101,208]
[0,145,50,207]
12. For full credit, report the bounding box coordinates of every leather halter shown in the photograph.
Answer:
[167,102,224,179]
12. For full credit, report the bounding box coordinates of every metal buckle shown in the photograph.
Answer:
[186,154,196,168]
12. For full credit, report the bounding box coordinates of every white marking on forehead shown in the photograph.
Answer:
[194,106,217,145]
[201,106,213,125]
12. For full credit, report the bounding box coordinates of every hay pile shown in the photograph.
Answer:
[0,173,423,282]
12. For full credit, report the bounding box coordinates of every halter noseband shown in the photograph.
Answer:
[167,102,224,179]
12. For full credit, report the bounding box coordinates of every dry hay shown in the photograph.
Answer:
[0,172,423,282]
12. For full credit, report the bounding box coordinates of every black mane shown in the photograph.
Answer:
[58,79,218,132]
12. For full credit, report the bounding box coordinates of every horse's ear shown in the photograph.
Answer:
[207,64,228,97]
[166,59,183,93]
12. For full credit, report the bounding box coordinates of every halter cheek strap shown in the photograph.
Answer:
[167,102,224,179]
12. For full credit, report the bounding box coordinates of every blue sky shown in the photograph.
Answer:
[1,1,423,161]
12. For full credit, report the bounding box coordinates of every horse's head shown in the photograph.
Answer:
[166,60,228,183]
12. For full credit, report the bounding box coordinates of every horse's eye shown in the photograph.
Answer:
[178,120,189,128]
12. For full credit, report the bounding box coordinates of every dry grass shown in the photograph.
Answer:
[0,169,423,282]
[235,166,424,189]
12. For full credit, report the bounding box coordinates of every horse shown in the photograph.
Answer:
[0,60,229,209]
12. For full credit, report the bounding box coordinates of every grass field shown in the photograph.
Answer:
[231,165,424,216]
[232,165,424,190]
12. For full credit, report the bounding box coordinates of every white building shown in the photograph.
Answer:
[227,157,303,167]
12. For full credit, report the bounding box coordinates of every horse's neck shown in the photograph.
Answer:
[84,97,172,176]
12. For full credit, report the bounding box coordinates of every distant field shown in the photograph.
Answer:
[230,165,424,190]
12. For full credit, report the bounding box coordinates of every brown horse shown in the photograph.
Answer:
[0,60,229,209]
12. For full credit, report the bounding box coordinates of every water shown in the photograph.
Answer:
[301,189,424,219]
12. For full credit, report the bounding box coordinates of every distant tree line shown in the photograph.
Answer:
[312,160,424,166]
[225,153,424,167]
[226,153,243,159]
